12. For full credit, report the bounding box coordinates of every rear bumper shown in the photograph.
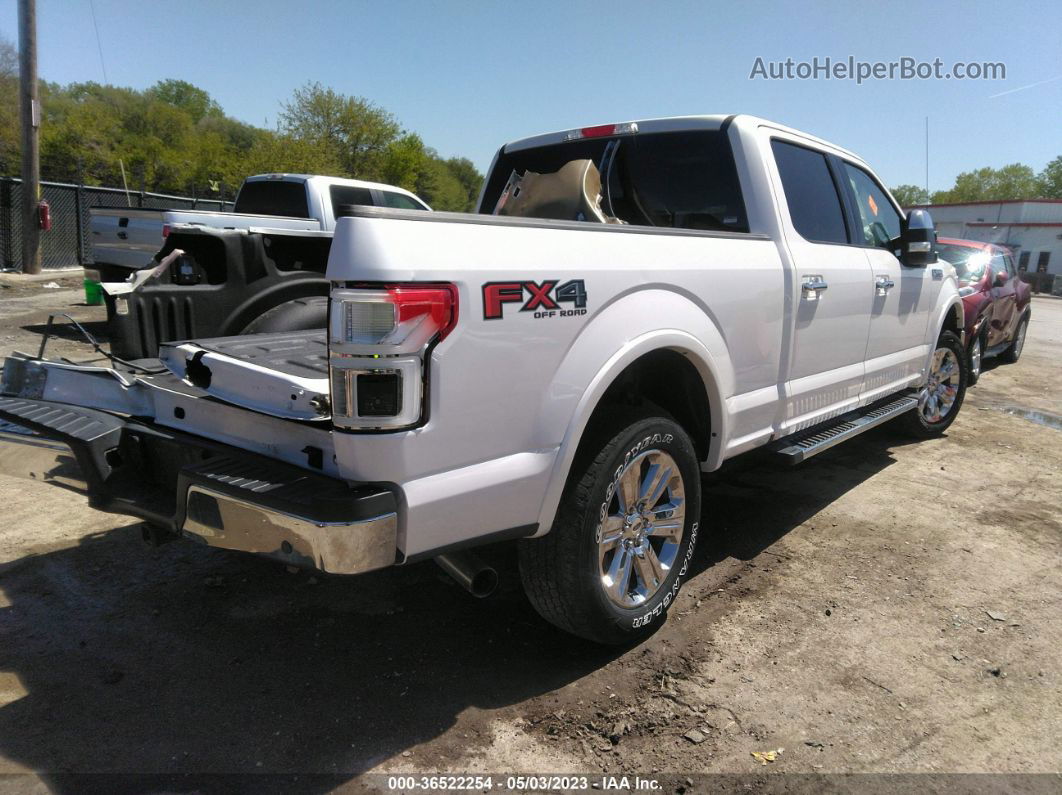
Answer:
[0,397,397,575]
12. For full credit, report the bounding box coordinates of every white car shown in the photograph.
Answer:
[1,114,964,644]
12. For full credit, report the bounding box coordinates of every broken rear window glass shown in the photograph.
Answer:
[480,130,749,233]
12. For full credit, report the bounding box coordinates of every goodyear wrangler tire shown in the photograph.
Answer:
[519,413,701,645]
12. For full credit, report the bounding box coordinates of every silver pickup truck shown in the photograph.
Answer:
[88,174,430,282]
[0,114,967,645]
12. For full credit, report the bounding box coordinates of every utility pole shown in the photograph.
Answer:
[924,116,930,204]
[19,0,41,274]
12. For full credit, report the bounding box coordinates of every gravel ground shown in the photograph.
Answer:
[0,280,1059,792]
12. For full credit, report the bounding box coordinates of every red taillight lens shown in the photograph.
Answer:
[162,224,171,238]
[388,285,458,342]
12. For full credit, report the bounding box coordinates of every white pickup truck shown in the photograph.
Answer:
[0,115,965,644]
[88,173,430,280]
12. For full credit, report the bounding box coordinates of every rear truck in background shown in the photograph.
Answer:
[87,176,431,359]
[0,115,966,644]
[88,173,430,283]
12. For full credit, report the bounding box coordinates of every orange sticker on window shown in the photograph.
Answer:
[868,194,879,216]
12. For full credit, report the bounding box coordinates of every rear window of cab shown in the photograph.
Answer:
[481,130,749,233]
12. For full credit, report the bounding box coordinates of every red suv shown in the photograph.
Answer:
[936,238,1032,384]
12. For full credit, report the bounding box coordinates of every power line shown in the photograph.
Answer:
[88,0,108,84]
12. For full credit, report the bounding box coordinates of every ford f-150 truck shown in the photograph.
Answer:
[88,173,431,282]
[0,115,965,644]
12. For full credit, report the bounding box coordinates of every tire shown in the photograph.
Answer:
[240,296,329,335]
[901,330,967,438]
[967,332,983,386]
[518,411,701,644]
[999,314,1029,364]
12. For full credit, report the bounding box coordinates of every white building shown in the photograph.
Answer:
[910,199,1062,278]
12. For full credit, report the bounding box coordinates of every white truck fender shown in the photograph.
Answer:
[921,287,965,380]
[531,289,732,535]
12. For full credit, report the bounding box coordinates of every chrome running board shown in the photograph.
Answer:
[772,396,918,465]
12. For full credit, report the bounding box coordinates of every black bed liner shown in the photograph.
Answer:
[180,329,328,380]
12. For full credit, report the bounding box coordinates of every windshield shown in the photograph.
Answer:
[480,130,749,233]
[936,243,990,284]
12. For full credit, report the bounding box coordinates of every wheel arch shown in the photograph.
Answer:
[532,318,729,537]
[218,277,330,336]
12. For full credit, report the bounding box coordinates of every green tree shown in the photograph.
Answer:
[148,79,222,123]
[381,133,428,191]
[1039,156,1062,199]
[415,153,468,211]
[890,184,929,207]
[444,156,484,210]
[279,82,400,178]
[239,130,342,179]
[932,164,1041,203]
[0,36,18,176]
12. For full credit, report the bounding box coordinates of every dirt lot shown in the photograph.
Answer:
[0,277,1059,791]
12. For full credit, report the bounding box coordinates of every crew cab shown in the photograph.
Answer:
[0,115,965,644]
[87,174,430,282]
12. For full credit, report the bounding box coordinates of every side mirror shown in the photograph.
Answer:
[900,209,938,267]
[995,269,1008,287]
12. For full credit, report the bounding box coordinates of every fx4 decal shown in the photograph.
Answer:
[482,279,588,320]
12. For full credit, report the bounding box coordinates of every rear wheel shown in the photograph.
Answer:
[1000,314,1029,364]
[519,412,701,644]
[901,330,967,438]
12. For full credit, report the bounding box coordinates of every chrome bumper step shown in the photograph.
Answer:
[772,396,918,465]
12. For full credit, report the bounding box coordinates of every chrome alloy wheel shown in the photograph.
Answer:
[919,346,961,423]
[596,449,685,609]
[970,337,982,378]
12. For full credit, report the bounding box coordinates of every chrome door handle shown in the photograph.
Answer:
[801,276,828,301]
[875,275,895,295]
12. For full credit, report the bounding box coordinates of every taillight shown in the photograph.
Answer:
[162,224,171,238]
[329,284,457,430]
[330,285,456,354]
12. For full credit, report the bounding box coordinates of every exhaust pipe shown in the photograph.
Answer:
[435,551,498,598]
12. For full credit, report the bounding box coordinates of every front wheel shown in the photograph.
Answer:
[967,333,983,386]
[901,330,967,438]
[519,412,701,644]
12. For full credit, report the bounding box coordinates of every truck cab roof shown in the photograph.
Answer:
[502,114,865,167]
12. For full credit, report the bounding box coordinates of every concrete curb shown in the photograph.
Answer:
[0,268,83,286]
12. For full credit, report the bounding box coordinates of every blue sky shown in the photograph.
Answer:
[2,0,1060,190]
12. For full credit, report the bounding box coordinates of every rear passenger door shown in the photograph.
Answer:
[768,137,874,432]
[839,161,932,401]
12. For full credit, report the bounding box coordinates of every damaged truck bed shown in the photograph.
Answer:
[0,330,395,574]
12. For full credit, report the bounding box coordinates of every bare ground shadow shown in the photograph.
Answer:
[21,319,111,344]
[0,423,920,791]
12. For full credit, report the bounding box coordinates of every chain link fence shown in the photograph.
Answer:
[0,177,234,271]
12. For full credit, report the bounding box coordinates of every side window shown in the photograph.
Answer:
[329,185,374,215]
[990,252,1007,282]
[771,140,848,245]
[842,163,902,248]
[382,192,427,210]
[1003,252,1017,277]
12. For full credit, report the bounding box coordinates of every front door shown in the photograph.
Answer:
[840,162,933,402]
[768,137,874,433]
